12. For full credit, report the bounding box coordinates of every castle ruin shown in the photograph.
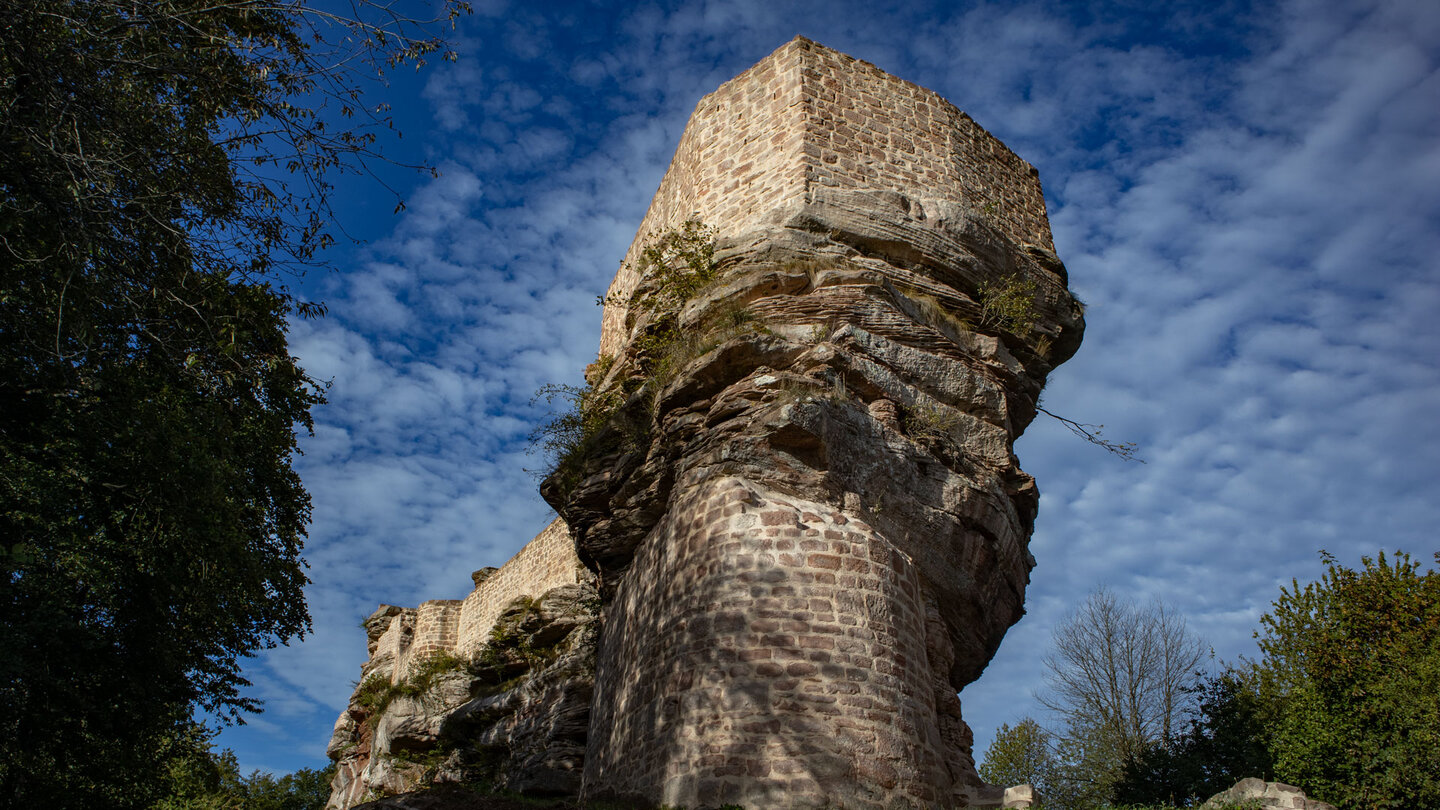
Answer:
[325,36,1084,809]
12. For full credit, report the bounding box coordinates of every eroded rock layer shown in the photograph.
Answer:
[326,36,1082,810]
[546,38,1083,810]
[324,523,595,807]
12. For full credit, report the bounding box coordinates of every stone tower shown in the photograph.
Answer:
[325,36,1082,810]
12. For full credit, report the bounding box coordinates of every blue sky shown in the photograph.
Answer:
[216,0,1440,777]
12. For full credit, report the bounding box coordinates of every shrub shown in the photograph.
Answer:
[529,381,627,495]
[353,650,468,725]
[905,403,960,444]
[977,274,1040,335]
[533,222,752,499]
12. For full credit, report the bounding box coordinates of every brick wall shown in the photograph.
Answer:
[358,518,585,685]
[583,476,959,809]
[795,40,1053,253]
[598,39,808,357]
[456,517,586,656]
[396,599,463,678]
[599,36,1053,358]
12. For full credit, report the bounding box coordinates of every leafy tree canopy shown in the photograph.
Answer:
[155,725,335,810]
[0,0,464,805]
[1255,550,1440,809]
[980,717,1060,808]
[1112,668,1275,807]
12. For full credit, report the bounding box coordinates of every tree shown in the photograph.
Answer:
[1038,589,1209,806]
[0,0,464,805]
[1112,667,1275,806]
[980,718,1061,808]
[153,723,335,810]
[1254,550,1440,808]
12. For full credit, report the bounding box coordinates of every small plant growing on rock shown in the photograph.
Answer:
[408,650,466,692]
[352,650,470,726]
[616,221,729,381]
[977,274,1039,336]
[535,223,724,498]
[354,672,398,715]
[976,275,1066,363]
[910,291,975,337]
[807,319,836,344]
[601,219,718,315]
[906,403,960,444]
[529,380,627,494]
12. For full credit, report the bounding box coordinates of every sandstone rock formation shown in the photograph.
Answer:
[325,521,596,807]
[1202,778,1338,810]
[326,36,1083,810]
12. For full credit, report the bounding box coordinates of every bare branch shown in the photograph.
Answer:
[1036,405,1144,462]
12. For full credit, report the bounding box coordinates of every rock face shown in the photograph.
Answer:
[1203,778,1338,810]
[552,37,1081,810]
[326,36,1082,810]
[324,523,595,807]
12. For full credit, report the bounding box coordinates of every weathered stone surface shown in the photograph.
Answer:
[326,583,598,808]
[328,35,1082,810]
[327,565,595,809]
[1002,784,1035,808]
[1203,778,1338,810]
[439,616,597,795]
[546,39,1082,810]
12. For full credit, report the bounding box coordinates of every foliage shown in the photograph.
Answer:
[905,403,961,446]
[529,381,628,496]
[1112,668,1274,807]
[598,220,719,374]
[603,220,719,316]
[535,223,722,496]
[234,765,335,810]
[354,672,399,715]
[980,718,1061,808]
[472,599,562,689]
[354,650,468,724]
[978,274,1040,336]
[1254,550,1440,809]
[0,2,465,802]
[1039,589,1209,808]
[410,649,468,691]
[152,723,334,810]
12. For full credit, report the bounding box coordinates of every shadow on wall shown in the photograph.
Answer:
[583,471,975,810]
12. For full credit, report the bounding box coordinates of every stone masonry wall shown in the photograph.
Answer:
[796,42,1053,253]
[326,520,590,808]
[358,519,584,685]
[584,475,957,809]
[395,599,463,678]
[598,41,807,357]
[599,36,1053,357]
[370,609,415,682]
[456,517,586,656]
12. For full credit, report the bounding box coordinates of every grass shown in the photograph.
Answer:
[910,291,975,337]
[905,402,959,444]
